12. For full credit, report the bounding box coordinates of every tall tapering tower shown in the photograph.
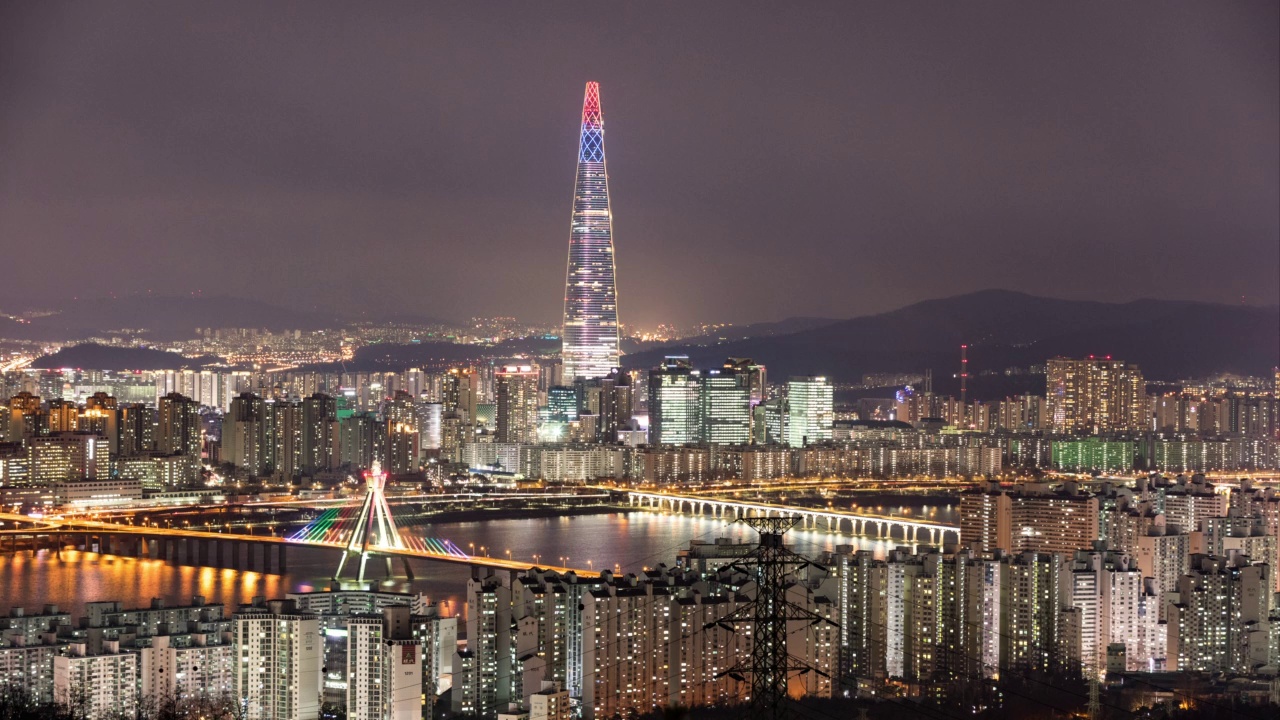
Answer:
[562,81,621,381]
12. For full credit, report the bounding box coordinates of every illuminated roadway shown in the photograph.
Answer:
[624,490,960,545]
[0,512,601,578]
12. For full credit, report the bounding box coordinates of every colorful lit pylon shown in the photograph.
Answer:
[333,461,408,583]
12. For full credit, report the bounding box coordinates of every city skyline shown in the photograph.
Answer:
[1,4,1278,718]
[1,2,1276,328]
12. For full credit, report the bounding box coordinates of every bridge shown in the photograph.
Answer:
[0,512,599,578]
[0,468,602,581]
[626,490,960,545]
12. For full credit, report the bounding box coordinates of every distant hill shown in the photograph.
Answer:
[30,343,217,371]
[302,337,562,372]
[0,296,342,342]
[659,317,841,347]
[624,291,1280,395]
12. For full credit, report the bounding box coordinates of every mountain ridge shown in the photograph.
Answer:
[623,290,1280,388]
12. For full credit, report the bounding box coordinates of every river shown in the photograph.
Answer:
[1,506,957,620]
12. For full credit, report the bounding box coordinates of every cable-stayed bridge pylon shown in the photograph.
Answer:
[286,462,469,583]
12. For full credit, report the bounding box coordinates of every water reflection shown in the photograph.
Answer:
[1,509,957,617]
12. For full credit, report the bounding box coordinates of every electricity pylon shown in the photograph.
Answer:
[708,515,837,720]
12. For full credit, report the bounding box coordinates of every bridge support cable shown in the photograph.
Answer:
[333,462,413,583]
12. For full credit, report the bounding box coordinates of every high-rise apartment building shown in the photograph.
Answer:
[222,392,272,475]
[495,365,540,444]
[45,399,80,433]
[341,412,385,472]
[346,607,423,720]
[5,391,41,441]
[786,376,833,448]
[1135,526,1193,622]
[1063,548,1164,675]
[1046,357,1146,433]
[0,641,58,705]
[233,599,321,720]
[157,392,201,457]
[117,403,156,457]
[959,482,1099,555]
[561,82,621,382]
[443,368,479,426]
[1167,554,1273,674]
[998,551,1073,675]
[54,641,139,718]
[139,632,236,708]
[301,393,339,473]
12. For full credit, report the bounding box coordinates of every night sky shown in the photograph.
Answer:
[2,1,1276,328]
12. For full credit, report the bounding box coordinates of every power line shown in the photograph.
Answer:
[707,516,838,720]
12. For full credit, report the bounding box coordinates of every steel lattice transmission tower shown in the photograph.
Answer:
[333,461,412,583]
[708,516,837,720]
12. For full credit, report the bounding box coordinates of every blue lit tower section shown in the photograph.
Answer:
[562,82,621,381]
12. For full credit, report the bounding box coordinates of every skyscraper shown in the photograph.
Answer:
[648,357,700,445]
[561,82,621,382]
[786,376,833,448]
[699,368,751,445]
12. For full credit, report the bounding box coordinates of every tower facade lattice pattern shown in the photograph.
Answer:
[562,82,621,381]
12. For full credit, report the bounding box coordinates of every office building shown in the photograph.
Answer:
[698,368,751,445]
[648,357,700,445]
[28,433,109,484]
[561,82,621,382]
[786,376,833,448]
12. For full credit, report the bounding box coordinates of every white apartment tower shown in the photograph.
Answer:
[233,599,321,720]
[54,641,139,718]
[347,607,423,720]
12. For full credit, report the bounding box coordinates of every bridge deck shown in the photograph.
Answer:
[0,512,599,577]
[624,491,957,530]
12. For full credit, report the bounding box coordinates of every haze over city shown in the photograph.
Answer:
[1,4,1279,720]
[2,1,1276,328]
